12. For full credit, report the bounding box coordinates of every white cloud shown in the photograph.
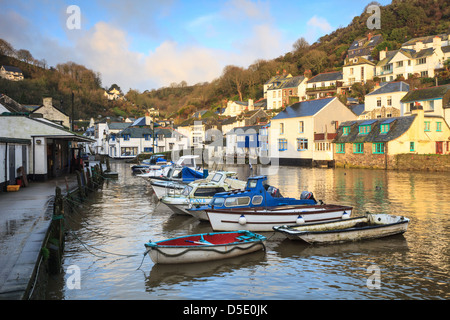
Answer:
[305,15,333,43]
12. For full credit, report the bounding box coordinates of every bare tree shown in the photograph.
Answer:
[0,39,15,56]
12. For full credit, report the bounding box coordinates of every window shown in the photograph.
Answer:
[373,143,385,154]
[252,195,263,205]
[280,123,284,135]
[410,142,415,152]
[353,143,364,154]
[380,124,390,134]
[377,98,381,107]
[111,134,116,141]
[427,100,434,111]
[387,96,392,106]
[297,138,308,151]
[144,134,151,141]
[194,187,226,197]
[436,122,442,132]
[225,197,250,207]
[343,126,351,135]
[416,58,426,65]
[123,134,130,141]
[336,143,345,153]
[420,71,428,77]
[298,121,304,133]
[144,147,152,152]
[278,138,287,151]
[424,121,431,132]
[396,61,403,68]
[359,125,371,134]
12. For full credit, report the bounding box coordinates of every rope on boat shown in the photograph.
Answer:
[146,240,266,258]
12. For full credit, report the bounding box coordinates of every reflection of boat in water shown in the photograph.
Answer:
[144,249,267,289]
[273,233,409,259]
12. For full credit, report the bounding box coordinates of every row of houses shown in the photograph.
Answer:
[265,33,450,109]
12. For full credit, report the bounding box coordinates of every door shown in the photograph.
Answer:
[436,141,443,154]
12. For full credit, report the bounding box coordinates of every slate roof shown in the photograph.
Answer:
[271,97,335,120]
[377,48,436,67]
[1,65,23,73]
[366,81,409,96]
[307,72,343,83]
[280,75,306,89]
[118,127,152,138]
[350,104,365,116]
[334,115,416,144]
[402,34,449,47]
[400,84,450,102]
[108,122,131,130]
[349,34,383,51]
[227,124,263,134]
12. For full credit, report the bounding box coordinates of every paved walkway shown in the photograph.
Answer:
[0,174,79,300]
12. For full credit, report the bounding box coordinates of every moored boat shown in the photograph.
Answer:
[161,171,246,215]
[187,175,319,221]
[144,230,267,264]
[273,213,409,244]
[205,204,353,232]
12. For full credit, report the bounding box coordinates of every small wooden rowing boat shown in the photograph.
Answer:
[273,213,409,244]
[144,230,266,264]
[205,204,353,232]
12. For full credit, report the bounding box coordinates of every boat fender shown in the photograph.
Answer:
[239,214,247,225]
[342,211,350,219]
[296,215,305,224]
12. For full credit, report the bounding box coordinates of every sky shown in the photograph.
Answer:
[0,0,392,93]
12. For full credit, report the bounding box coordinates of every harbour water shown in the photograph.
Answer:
[45,161,450,300]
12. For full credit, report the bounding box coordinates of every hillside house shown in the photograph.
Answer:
[376,36,447,81]
[360,81,409,119]
[279,75,308,106]
[348,33,383,60]
[264,72,293,99]
[342,57,375,87]
[0,65,24,81]
[306,72,343,100]
[400,84,450,126]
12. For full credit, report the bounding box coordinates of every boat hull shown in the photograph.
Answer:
[273,214,409,244]
[206,205,352,232]
[144,231,266,264]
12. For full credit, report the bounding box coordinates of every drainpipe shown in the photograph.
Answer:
[4,142,7,190]
[32,137,35,181]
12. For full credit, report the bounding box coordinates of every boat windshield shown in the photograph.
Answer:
[247,179,258,189]
[211,173,223,183]
[182,185,193,196]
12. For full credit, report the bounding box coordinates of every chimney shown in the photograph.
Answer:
[414,41,424,52]
[43,97,52,107]
[379,48,387,61]
[248,99,254,111]
[367,32,372,41]
[433,36,442,49]
[411,102,424,122]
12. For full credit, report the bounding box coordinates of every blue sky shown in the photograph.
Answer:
[0,0,391,92]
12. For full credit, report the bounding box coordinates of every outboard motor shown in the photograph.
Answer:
[300,191,316,203]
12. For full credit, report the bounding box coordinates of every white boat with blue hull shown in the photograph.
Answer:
[187,175,319,221]
[161,171,246,215]
[273,213,409,244]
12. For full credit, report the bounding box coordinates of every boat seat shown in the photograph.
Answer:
[237,235,252,241]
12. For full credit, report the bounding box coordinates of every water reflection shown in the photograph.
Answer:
[46,162,450,300]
